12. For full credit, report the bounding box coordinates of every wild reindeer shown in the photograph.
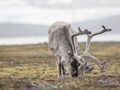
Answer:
[48,21,91,78]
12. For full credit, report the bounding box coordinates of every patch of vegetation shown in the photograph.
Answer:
[0,42,120,90]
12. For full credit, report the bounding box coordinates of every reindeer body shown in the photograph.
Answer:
[48,22,79,77]
[49,22,73,57]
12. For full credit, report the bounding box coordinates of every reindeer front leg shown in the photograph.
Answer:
[56,56,66,78]
[61,63,65,76]
[56,56,62,78]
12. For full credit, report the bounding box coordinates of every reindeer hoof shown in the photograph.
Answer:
[101,60,107,65]
[100,60,107,70]
[100,65,105,70]
[85,65,94,73]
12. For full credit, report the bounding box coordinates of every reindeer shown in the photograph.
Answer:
[48,21,91,78]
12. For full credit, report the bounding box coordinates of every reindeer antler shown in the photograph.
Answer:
[71,27,91,54]
[78,27,82,32]
[82,25,112,70]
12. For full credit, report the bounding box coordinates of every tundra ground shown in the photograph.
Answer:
[0,42,120,90]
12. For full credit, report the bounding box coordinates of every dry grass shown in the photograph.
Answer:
[0,42,120,90]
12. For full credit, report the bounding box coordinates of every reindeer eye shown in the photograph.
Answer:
[68,50,71,55]
[71,61,75,66]
[68,50,73,57]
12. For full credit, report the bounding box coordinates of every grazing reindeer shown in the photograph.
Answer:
[79,26,112,70]
[48,21,91,78]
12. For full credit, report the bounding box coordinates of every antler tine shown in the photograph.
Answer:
[78,27,91,34]
[102,25,112,32]
[78,27,82,32]
[84,29,92,34]
[102,25,106,29]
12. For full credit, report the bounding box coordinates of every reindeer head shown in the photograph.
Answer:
[69,27,91,74]
[67,50,78,77]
